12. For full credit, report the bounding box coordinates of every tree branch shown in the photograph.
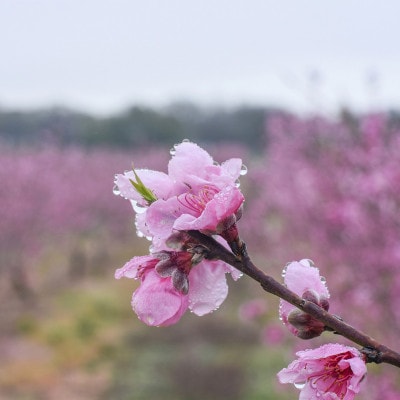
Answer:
[186,230,400,368]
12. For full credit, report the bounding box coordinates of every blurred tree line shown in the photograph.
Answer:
[0,102,272,150]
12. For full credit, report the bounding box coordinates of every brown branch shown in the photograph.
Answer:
[186,230,400,368]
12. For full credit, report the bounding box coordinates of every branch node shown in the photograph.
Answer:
[361,347,383,364]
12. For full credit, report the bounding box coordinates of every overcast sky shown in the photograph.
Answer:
[1,0,399,115]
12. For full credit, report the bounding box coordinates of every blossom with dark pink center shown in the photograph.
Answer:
[280,259,330,339]
[278,343,367,400]
[113,141,246,326]
[146,184,244,238]
[113,141,246,241]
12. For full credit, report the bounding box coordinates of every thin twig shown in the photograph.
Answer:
[186,230,400,368]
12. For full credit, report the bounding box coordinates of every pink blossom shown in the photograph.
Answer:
[131,269,189,326]
[115,252,239,326]
[113,141,246,326]
[146,184,244,238]
[115,254,188,326]
[114,141,246,241]
[278,343,367,400]
[280,259,330,339]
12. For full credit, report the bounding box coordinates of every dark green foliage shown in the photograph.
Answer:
[0,103,271,150]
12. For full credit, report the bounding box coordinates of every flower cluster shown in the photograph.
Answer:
[114,141,245,326]
[278,260,367,399]
[113,141,372,399]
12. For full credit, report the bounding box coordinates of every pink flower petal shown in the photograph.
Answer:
[115,169,174,203]
[132,269,189,326]
[221,158,243,181]
[174,186,244,232]
[285,260,329,297]
[188,261,229,316]
[146,197,186,238]
[115,255,156,279]
[168,142,214,181]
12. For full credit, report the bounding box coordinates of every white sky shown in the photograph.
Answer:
[1,0,399,115]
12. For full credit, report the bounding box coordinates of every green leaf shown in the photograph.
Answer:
[129,169,157,204]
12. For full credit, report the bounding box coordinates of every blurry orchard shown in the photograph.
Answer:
[1,104,399,399]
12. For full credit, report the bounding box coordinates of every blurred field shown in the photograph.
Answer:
[0,143,293,400]
[1,111,400,399]
[0,225,294,400]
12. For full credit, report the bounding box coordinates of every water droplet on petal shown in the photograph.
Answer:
[299,259,314,267]
[132,201,147,214]
[294,382,306,389]
[320,276,327,283]
[239,164,248,176]
[169,147,176,155]
[113,184,121,196]
[235,179,241,188]
[182,138,190,143]
[136,230,144,238]
[146,315,155,325]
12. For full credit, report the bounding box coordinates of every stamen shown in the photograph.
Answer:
[177,185,219,215]
[306,352,353,398]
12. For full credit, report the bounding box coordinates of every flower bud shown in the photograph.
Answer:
[155,259,175,277]
[287,308,325,339]
[172,269,189,295]
[301,289,320,304]
[302,289,330,311]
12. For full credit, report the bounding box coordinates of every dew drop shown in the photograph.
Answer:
[299,259,315,267]
[113,184,121,196]
[132,201,147,214]
[136,230,144,238]
[239,164,248,176]
[182,138,190,143]
[281,270,286,278]
[235,179,241,188]
[294,382,306,389]
[146,315,155,325]
[320,276,327,284]
[169,147,176,155]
